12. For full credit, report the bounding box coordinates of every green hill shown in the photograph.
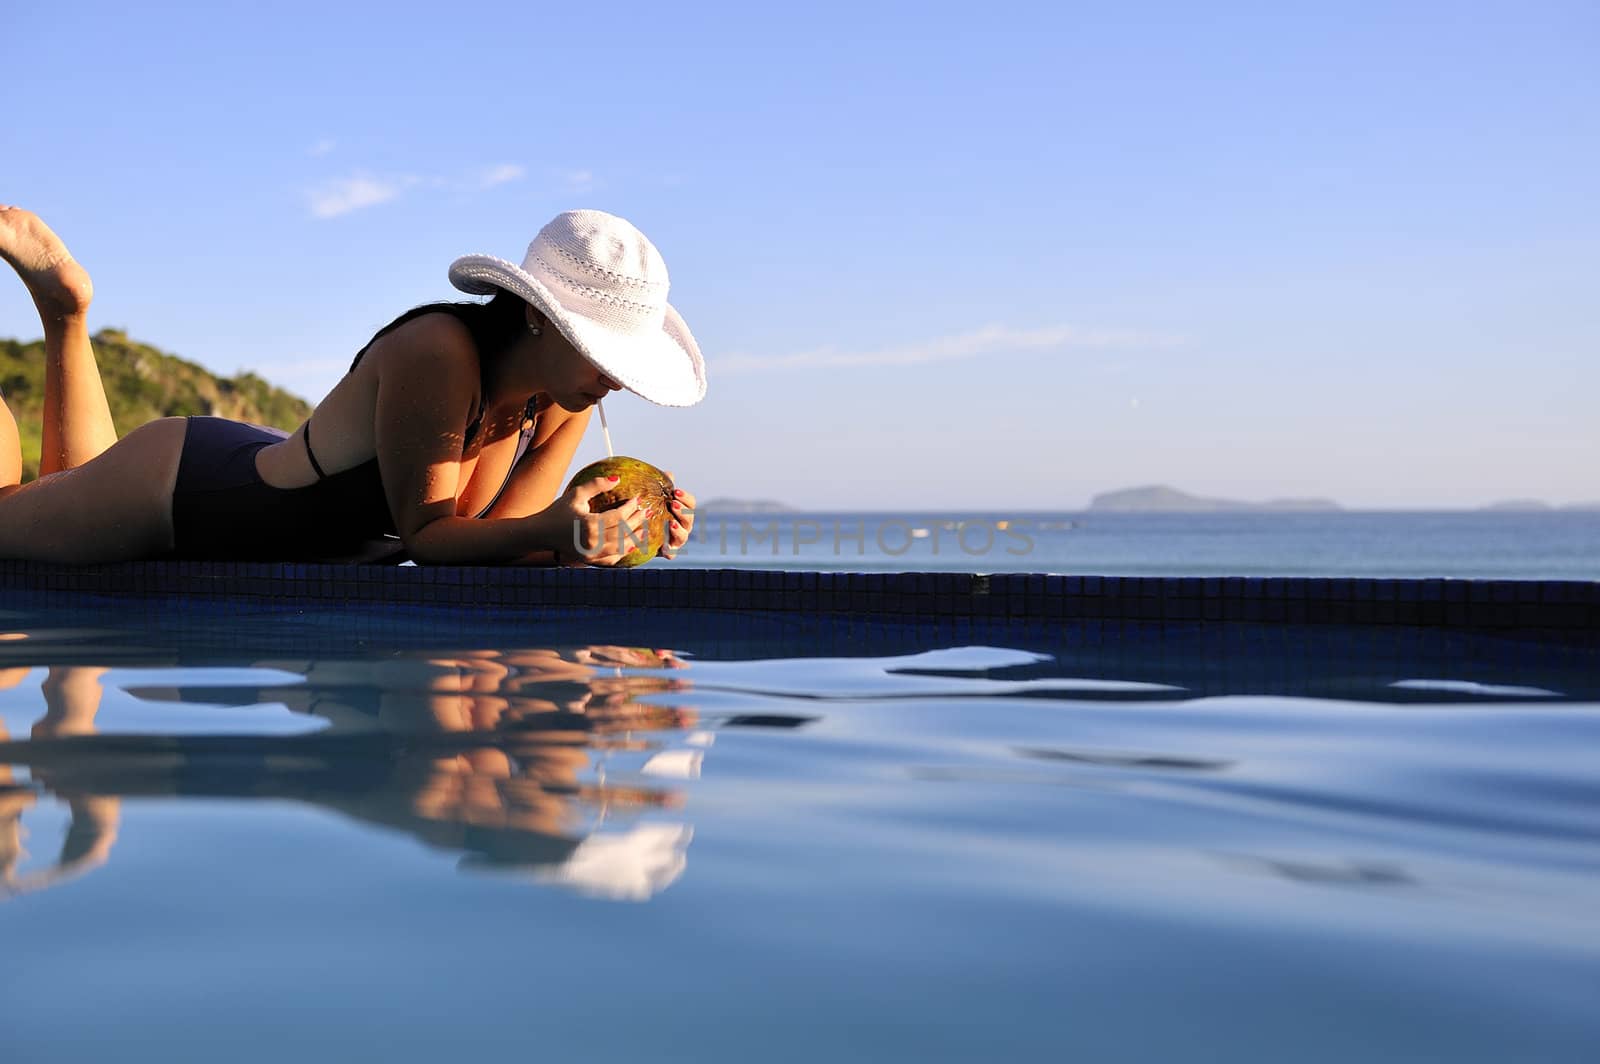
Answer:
[0,328,312,481]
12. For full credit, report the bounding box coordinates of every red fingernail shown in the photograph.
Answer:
[607,475,619,482]
[674,489,683,496]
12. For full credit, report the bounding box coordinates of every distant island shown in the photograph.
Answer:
[1480,499,1553,512]
[697,498,796,514]
[1088,485,1342,513]
[1480,499,1600,512]
[1,329,310,482]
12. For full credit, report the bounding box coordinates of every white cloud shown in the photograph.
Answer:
[481,163,526,188]
[306,174,408,219]
[308,138,337,157]
[717,324,1183,374]
[304,162,591,218]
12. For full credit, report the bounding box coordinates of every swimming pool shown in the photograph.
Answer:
[2,566,1597,1062]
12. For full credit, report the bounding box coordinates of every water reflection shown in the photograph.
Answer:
[1,666,121,897]
[0,645,746,902]
[1213,852,1415,888]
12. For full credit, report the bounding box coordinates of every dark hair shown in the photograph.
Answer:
[348,289,530,374]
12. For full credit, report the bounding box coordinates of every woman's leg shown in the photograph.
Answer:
[0,417,185,562]
[0,206,118,478]
[0,388,19,489]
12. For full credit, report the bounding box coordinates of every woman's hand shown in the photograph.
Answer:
[535,474,652,567]
[661,478,696,561]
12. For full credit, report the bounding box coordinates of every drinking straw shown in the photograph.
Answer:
[597,399,615,457]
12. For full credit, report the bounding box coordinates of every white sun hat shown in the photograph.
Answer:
[448,210,706,406]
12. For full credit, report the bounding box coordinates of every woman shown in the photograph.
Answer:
[0,206,701,565]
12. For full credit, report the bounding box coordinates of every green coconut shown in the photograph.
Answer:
[565,456,676,567]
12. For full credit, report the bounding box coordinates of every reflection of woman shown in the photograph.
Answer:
[4,644,699,900]
[0,665,120,897]
[0,206,700,564]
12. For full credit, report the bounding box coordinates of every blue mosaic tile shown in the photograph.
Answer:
[1003,574,1032,598]
[1515,604,1547,628]
[1,560,1594,637]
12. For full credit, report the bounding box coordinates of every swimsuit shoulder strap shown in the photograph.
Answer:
[302,421,328,480]
[471,396,541,520]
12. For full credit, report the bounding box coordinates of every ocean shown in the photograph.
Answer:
[673,510,1600,579]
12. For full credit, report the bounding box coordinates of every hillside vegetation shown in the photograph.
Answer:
[0,329,311,481]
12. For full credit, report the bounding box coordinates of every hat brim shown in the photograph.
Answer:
[447,254,706,408]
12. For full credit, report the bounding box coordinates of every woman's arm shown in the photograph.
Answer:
[372,321,644,565]
[479,405,699,562]
[478,401,593,521]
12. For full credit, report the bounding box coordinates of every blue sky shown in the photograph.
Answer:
[3,0,1595,508]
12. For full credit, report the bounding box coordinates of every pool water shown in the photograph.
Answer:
[2,600,1597,1062]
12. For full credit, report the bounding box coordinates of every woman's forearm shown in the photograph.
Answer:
[404,513,569,566]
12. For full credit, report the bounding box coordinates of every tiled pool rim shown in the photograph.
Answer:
[0,561,1595,635]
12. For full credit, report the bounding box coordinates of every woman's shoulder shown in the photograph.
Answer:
[362,310,480,375]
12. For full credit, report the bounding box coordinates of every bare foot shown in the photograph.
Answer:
[0,206,93,318]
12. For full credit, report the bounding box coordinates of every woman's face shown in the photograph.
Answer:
[529,309,624,411]
[550,338,623,413]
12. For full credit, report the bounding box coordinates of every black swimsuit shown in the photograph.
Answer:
[167,306,538,562]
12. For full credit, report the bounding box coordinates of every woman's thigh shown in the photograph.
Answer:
[0,418,186,563]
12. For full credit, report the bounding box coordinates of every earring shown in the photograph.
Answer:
[528,324,542,336]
